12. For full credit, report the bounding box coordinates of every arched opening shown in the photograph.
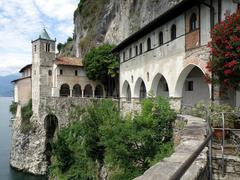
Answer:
[122,80,131,101]
[84,84,93,97]
[171,24,176,40]
[151,73,169,98]
[175,65,210,106]
[60,84,70,97]
[134,78,147,100]
[147,37,151,51]
[72,84,82,97]
[44,114,58,166]
[159,31,163,45]
[190,13,197,31]
[95,85,104,98]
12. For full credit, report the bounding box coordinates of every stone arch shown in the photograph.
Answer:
[44,114,58,165]
[84,84,93,97]
[72,84,82,97]
[134,78,147,99]
[174,64,210,106]
[60,83,70,97]
[122,80,131,101]
[151,73,169,97]
[95,84,104,98]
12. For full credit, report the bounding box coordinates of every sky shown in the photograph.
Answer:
[0,0,79,76]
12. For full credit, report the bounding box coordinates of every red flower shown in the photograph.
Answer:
[224,60,238,68]
[224,69,233,75]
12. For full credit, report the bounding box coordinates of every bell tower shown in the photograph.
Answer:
[31,28,56,115]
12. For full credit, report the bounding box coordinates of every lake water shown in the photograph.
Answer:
[0,97,46,180]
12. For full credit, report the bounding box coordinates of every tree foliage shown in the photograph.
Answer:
[83,44,119,85]
[50,98,176,179]
[206,10,240,90]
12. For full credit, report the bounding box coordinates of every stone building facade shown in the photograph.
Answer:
[12,29,105,107]
[113,0,240,111]
[10,29,105,175]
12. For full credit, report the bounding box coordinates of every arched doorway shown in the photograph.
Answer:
[95,85,104,98]
[151,73,169,98]
[175,65,210,106]
[122,80,131,101]
[60,84,70,97]
[84,84,93,97]
[44,114,58,165]
[134,78,147,100]
[72,84,82,97]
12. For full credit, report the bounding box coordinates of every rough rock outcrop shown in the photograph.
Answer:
[70,0,183,58]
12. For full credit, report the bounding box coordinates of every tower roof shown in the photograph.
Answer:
[39,28,51,40]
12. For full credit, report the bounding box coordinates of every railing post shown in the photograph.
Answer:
[221,112,225,177]
[206,109,213,180]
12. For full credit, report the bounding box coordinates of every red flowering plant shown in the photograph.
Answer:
[207,10,240,90]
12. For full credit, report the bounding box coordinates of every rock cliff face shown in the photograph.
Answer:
[68,0,182,58]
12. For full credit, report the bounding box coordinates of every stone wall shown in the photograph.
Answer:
[10,97,98,175]
[134,115,209,180]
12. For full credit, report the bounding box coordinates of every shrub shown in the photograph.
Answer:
[206,10,240,90]
[20,99,33,134]
[50,98,176,179]
[189,101,237,128]
[9,101,18,116]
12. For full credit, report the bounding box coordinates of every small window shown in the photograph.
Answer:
[131,75,134,83]
[60,69,63,75]
[186,81,193,91]
[159,31,163,46]
[75,70,78,76]
[190,13,197,31]
[139,43,143,54]
[171,24,176,40]
[46,43,50,52]
[34,45,37,52]
[147,72,149,82]
[123,52,126,61]
[129,48,132,58]
[48,70,52,76]
[135,46,138,56]
[147,37,151,51]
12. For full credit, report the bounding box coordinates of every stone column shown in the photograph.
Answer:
[169,97,182,112]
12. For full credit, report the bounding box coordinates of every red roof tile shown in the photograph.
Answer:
[55,57,83,67]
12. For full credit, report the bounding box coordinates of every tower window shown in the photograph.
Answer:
[46,43,50,52]
[171,24,176,40]
[186,81,193,91]
[75,70,78,76]
[159,31,163,46]
[129,48,132,58]
[48,70,52,76]
[34,45,37,52]
[147,37,151,51]
[135,46,138,56]
[60,69,63,75]
[123,52,126,61]
[190,13,197,31]
[139,43,143,54]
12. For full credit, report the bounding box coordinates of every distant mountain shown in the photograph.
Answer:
[0,73,21,97]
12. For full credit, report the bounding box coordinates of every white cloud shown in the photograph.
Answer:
[0,0,79,76]
[34,0,78,21]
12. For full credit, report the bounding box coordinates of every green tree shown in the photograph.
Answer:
[101,97,176,179]
[83,44,119,96]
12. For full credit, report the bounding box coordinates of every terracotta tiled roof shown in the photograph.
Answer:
[55,57,83,67]
[19,64,32,73]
